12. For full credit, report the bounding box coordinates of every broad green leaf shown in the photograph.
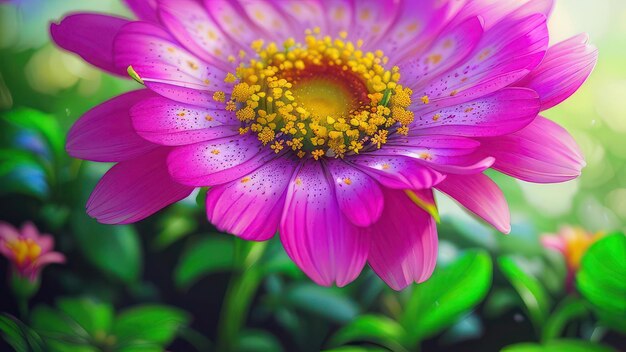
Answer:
[174,235,235,288]
[328,315,406,351]
[576,233,626,333]
[286,284,359,323]
[112,305,190,346]
[498,256,551,332]
[31,305,96,352]
[402,250,492,343]
[502,339,616,352]
[70,212,142,284]
[56,298,114,337]
[0,313,47,352]
[237,329,284,352]
[2,108,65,161]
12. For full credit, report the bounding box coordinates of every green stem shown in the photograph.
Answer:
[18,298,28,321]
[215,241,267,352]
[541,296,588,342]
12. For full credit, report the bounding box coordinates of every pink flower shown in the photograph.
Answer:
[542,226,604,290]
[0,221,65,281]
[51,0,597,290]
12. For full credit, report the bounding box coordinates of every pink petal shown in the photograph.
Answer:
[26,252,66,281]
[326,159,384,227]
[368,188,438,291]
[346,0,400,48]
[376,135,492,175]
[157,0,240,69]
[436,173,511,233]
[236,0,306,42]
[67,90,158,162]
[541,235,566,254]
[350,154,445,190]
[167,135,272,187]
[50,14,129,76]
[517,34,598,110]
[319,0,353,38]
[280,161,370,287]
[32,251,66,267]
[114,21,230,107]
[87,148,194,224]
[427,156,495,175]
[412,88,540,137]
[35,235,55,254]
[0,221,19,243]
[416,13,548,102]
[130,96,238,146]
[20,221,40,239]
[271,1,327,40]
[399,16,484,89]
[206,158,296,241]
[123,0,159,23]
[479,116,585,183]
[383,0,466,62]
[452,0,554,30]
[384,134,480,161]
[204,0,271,53]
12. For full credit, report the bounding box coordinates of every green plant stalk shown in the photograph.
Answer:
[215,241,267,352]
[541,296,588,342]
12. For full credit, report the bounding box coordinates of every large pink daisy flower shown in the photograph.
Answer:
[51,0,597,290]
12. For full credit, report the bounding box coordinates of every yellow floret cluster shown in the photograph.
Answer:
[214,29,415,159]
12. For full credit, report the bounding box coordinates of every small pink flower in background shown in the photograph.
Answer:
[51,0,597,290]
[0,221,65,281]
[542,226,604,289]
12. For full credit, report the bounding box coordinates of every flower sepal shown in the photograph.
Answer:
[9,270,40,300]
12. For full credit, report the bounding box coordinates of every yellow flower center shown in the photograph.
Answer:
[215,29,415,159]
[564,230,604,270]
[6,238,41,266]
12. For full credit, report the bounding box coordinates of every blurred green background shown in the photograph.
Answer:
[0,1,624,351]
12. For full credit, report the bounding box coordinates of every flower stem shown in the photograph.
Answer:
[215,240,267,352]
[18,298,28,321]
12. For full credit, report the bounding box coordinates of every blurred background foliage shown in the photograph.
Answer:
[0,0,624,351]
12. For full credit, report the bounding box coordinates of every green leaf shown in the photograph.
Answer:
[112,305,190,347]
[1,108,65,161]
[286,284,359,323]
[174,235,236,288]
[402,250,492,344]
[498,256,551,332]
[576,233,626,333]
[31,305,96,351]
[237,329,284,352]
[56,298,114,337]
[70,212,142,284]
[542,297,588,341]
[152,211,197,250]
[0,148,49,198]
[502,339,616,352]
[328,315,406,351]
[0,313,47,352]
[195,187,208,207]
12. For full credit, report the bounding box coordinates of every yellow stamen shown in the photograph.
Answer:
[223,30,413,160]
